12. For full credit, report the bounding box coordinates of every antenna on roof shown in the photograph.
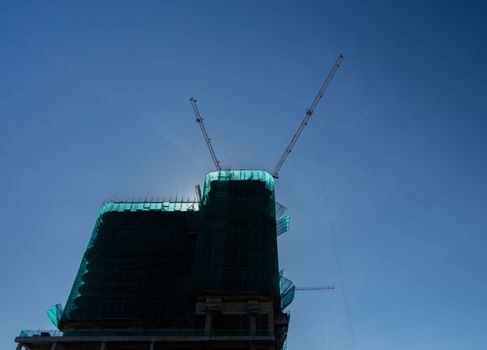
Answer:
[271,53,344,179]
[190,97,222,171]
[195,184,202,202]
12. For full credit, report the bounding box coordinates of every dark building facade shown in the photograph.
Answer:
[16,170,294,350]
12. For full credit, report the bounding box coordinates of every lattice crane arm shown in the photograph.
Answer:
[190,96,222,171]
[295,286,335,291]
[271,53,344,179]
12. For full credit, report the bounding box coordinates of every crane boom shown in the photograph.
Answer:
[190,96,222,171]
[295,286,335,291]
[271,53,344,179]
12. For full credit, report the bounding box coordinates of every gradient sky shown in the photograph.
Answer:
[1,1,487,349]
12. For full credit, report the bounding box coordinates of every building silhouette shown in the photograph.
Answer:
[16,170,294,350]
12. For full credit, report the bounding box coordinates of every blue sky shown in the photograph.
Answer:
[1,1,487,349]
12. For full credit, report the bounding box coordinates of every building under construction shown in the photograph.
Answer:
[14,54,343,350]
[16,170,294,350]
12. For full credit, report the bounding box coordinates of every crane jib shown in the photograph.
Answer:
[190,97,222,171]
[271,53,344,179]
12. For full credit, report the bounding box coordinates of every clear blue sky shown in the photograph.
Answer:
[1,1,486,349]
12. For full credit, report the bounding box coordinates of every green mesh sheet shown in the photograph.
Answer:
[275,201,287,219]
[276,215,290,236]
[192,172,280,296]
[60,171,286,338]
[62,258,88,322]
[99,201,199,215]
[279,274,295,311]
[47,304,63,328]
[19,330,63,337]
[203,170,274,199]
[61,201,199,326]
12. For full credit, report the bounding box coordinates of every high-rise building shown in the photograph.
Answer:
[15,170,295,350]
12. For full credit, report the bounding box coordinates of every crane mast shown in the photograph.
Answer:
[271,53,344,179]
[190,96,222,171]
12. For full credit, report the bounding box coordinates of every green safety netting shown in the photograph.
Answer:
[58,170,291,349]
[192,171,280,296]
[61,201,199,325]
[275,201,290,236]
[203,170,275,199]
[19,330,63,337]
[99,201,199,215]
[276,215,290,236]
[47,304,63,328]
[279,273,295,311]
[275,201,287,219]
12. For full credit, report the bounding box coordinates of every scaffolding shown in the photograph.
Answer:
[54,170,292,349]
[61,200,200,329]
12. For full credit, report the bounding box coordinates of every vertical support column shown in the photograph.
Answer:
[268,311,274,335]
[250,315,256,336]
[16,344,23,350]
[149,341,155,350]
[50,342,57,350]
[204,312,213,335]
[99,342,106,350]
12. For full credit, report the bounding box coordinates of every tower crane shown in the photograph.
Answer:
[190,96,222,171]
[295,286,335,291]
[271,53,344,179]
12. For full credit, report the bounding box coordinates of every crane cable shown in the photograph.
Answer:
[314,140,359,350]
